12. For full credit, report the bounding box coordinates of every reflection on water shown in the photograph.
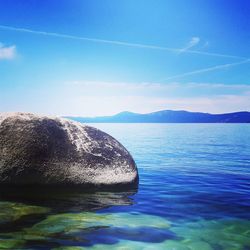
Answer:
[0,187,137,213]
[0,124,250,249]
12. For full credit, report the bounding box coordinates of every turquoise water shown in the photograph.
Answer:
[0,124,250,249]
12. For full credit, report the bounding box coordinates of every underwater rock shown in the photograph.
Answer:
[0,212,172,249]
[0,113,138,188]
[28,212,171,236]
[171,219,250,250]
[0,201,49,225]
[0,238,25,249]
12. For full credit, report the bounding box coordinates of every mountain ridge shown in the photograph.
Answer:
[64,110,250,123]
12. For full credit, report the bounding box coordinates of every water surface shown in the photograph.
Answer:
[0,124,250,249]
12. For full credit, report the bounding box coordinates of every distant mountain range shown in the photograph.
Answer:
[65,110,250,123]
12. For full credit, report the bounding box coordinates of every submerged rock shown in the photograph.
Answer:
[0,201,49,225]
[28,212,171,236]
[0,113,138,188]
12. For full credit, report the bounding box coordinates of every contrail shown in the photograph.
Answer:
[0,24,246,60]
[162,59,250,81]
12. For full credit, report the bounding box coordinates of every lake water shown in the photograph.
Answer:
[0,124,250,250]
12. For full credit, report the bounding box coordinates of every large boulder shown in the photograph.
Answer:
[0,113,138,188]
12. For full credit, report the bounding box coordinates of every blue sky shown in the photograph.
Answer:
[0,0,249,116]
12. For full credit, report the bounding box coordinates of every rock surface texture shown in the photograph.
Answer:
[0,113,138,188]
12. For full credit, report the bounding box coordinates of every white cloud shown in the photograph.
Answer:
[179,37,200,53]
[51,80,250,115]
[2,79,249,116]
[50,93,250,116]
[0,42,16,60]
[148,94,250,114]
[66,80,250,95]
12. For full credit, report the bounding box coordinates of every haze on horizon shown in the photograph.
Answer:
[0,0,249,117]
